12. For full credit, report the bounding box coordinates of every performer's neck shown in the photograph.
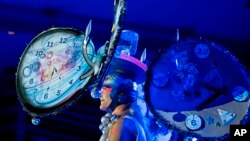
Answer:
[112,104,128,116]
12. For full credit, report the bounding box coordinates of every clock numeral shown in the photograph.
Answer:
[47,41,54,47]
[191,119,197,126]
[195,44,210,59]
[35,51,45,58]
[77,66,81,71]
[29,64,33,69]
[180,51,187,57]
[69,79,73,85]
[60,38,68,43]
[29,79,33,84]
[56,90,61,96]
[44,87,50,99]
[34,89,37,94]
[197,48,208,56]
[44,93,48,99]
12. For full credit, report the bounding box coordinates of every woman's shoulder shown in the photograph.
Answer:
[115,115,138,130]
[109,115,138,140]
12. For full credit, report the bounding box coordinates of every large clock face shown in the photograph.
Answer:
[16,28,96,117]
[145,39,250,140]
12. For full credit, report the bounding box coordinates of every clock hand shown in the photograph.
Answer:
[196,83,228,111]
[50,67,57,79]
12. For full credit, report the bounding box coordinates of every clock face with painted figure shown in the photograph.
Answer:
[145,39,250,140]
[16,28,96,117]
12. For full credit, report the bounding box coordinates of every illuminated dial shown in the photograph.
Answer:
[16,28,96,116]
[145,39,250,140]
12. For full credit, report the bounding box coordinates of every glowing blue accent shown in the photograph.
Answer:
[184,136,198,141]
[232,86,249,102]
[31,117,40,125]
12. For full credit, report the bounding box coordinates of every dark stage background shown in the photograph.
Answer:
[0,0,250,140]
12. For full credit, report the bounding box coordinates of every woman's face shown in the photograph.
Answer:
[99,87,113,111]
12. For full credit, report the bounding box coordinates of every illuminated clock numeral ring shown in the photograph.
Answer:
[16,28,96,117]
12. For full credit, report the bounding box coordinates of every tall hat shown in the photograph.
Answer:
[102,29,147,87]
[92,30,147,112]
[105,53,147,83]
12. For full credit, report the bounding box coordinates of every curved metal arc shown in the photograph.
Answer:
[83,20,95,68]
[80,69,94,80]
[80,20,96,79]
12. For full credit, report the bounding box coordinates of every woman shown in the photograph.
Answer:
[96,53,151,141]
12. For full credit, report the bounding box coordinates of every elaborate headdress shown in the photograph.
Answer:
[95,30,147,112]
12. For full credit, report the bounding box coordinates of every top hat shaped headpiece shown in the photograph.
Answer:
[103,29,147,86]
[91,30,147,98]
